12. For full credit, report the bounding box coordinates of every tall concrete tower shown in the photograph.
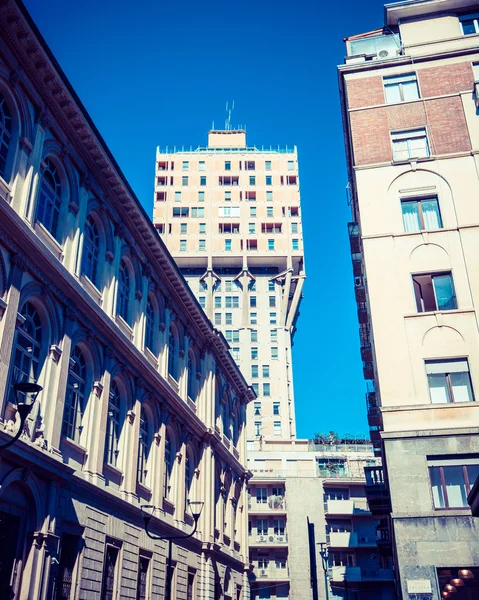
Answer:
[153,129,305,440]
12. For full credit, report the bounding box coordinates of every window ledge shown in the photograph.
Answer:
[34,221,63,261]
[144,346,159,368]
[381,400,476,413]
[404,308,475,319]
[0,297,7,321]
[0,175,12,203]
[167,374,179,393]
[136,480,152,498]
[103,462,124,478]
[186,397,197,412]
[163,497,175,515]
[392,156,433,166]
[80,274,102,305]
[115,314,134,341]
[61,436,88,456]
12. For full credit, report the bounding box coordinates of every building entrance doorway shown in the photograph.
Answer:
[0,510,21,598]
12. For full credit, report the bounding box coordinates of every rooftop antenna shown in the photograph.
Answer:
[225,101,234,130]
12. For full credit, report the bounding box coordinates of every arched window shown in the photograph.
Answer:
[82,215,100,286]
[168,330,177,380]
[187,354,195,401]
[116,259,130,322]
[185,446,195,503]
[0,92,12,180]
[222,400,229,437]
[137,408,149,484]
[104,381,121,466]
[10,302,42,402]
[145,297,155,352]
[37,158,62,240]
[62,347,87,442]
[164,430,173,499]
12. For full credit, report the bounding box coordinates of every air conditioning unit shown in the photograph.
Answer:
[278,536,285,542]
[269,536,274,542]
[375,48,401,60]
[260,536,266,542]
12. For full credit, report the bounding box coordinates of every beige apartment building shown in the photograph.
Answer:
[339,1,479,598]
[153,130,305,441]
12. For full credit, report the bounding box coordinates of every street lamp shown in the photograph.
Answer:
[318,542,330,600]
[0,382,42,451]
[141,500,204,600]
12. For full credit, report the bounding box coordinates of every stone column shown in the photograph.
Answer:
[121,386,140,502]
[0,253,25,418]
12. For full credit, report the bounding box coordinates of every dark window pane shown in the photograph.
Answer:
[433,274,456,310]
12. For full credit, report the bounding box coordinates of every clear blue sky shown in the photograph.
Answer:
[23,0,386,439]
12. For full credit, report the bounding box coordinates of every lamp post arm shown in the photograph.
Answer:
[144,518,199,542]
[0,417,26,451]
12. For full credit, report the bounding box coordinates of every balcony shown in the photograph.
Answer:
[367,404,381,427]
[325,498,370,516]
[352,253,363,277]
[250,533,288,546]
[248,496,287,513]
[357,304,369,324]
[360,344,372,362]
[328,532,375,548]
[254,566,290,581]
[376,523,393,556]
[348,222,360,253]
[329,566,394,582]
[364,467,391,515]
[363,362,374,380]
[354,278,366,303]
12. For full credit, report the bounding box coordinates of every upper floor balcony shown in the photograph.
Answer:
[325,498,370,516]
[364,466,391,516]
[249,495,287,514]
[253,566,290,582]
[329,565,394,582]
[345,30,402,64]
[249,532,288,546]
[327,531,376,548]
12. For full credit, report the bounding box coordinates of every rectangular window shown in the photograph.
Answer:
[268,239,275,250]
[268,281,275,291]
[460,13,479,35]
[246,191,256,201]
[101,544,120,600]
[391,128,429,161]
[288,160,295,171]
[199,161,205,171]
[180,240,187,251]
[273,422,281,435]
[199,223,206,234]
[231,347,240,360]
[269,296,276,308]
[249,223,256,233]
[429,461,479,508]
[252,383,259,395]
[250,312,257,325]
[199,296,206,309]
[187,570,196,600]
[266,206,274,217]
[175,191,182,202]
[384,73,420,103]
[252,365,259,378]
[266,175,272,186]
[225,239,232,251]
[413,272,456,312]
[263,383,271,396]
[198,191,205,201]
[265,160,272,171]
[251,347,258,360]
[287,175,297,185]
[219,206,240,217]
[256,487,267,503]
[219,175,239,186]
[200,176,206,186]
[246,161,256,171]
[250,207,257,217]
[271,347,278,359]
[270,313,277,324]
[251,329,258,343]
[180,223,187,234]
[182,176,188,186]
[215,297,222,308]
[199,239,206,251]
[225,160,231,171]
[250,296,257,308]
[182,161,189,171]
[250,281,256,291]
[273,402,280,415]
[255,421,262,436]
[474,62,479,80]
[225,312,232,325]
[214,313,221,325]
[254,401,261,415]
[191,207,205,218]
[225,191,231,201]
[156,191,167,202]
[262,365,270,378]
[426,359,474,404]
[401,196,442,232]
[266,190,273,201]
[173,207,189,217]
[56,533,79,600]
[249,175,256,185]
[292,239,299,250]
[225,296,239,308]
[136,555,150,600]
[291,222,298,233]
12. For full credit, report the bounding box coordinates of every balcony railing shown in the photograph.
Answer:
[365,466,384,487]
[325,498,370,515]
[329,566,394,582]
[248,496,286,511]
[251,533,288,544]
[254,566,290,580]
[327,531,375,548]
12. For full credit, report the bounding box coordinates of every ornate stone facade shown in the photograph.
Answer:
[0,2,253,598]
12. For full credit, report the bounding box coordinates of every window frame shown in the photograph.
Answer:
[412,271,457,312]
[459,12,479,35]
[429,461,479,508]
[425,358,475,404]
[401,195,443,232]
[383,73,420,103]
[391,128,430,161]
